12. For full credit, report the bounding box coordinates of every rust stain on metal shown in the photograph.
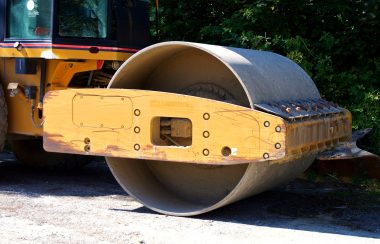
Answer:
[143,144,154,151]
[44,133,64,138]
[142,144,168,160]
[105,145,126,153]
[43,133,83,155]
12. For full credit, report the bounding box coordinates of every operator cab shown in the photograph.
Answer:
[0,0,150,51]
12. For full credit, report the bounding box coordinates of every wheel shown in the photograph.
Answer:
[11,139,91,171]
[106,42,320,216]
[0,86,8,151]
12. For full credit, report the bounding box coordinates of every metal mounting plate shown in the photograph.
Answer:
[254,98,343,120]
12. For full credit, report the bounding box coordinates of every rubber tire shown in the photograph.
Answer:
[11,139,91,171]
[0,86,8,151]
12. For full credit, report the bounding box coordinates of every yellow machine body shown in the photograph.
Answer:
[43,89,351,165]
[0,48,133,136]
[0,0,372,217]
[0,37,353,216]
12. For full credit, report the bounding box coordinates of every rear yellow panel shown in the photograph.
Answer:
[0,58,103,136]
[0,58,42,135]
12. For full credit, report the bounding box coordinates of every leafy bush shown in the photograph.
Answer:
[151,0,380,154]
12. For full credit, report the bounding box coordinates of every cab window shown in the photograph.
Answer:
[58,0,108,38]
[7,0,52,39]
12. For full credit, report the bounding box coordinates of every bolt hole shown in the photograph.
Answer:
[264,121,270,127]
[134,127,140,133]
[221,147,232,157]
[203,149,210,156]
[134,144,140,151]
[203,113,210,120]
[263,153,269,159]
[134,109,141,116]
[275,143,281,149]
[275,126,281,132]
[203,131,210,138]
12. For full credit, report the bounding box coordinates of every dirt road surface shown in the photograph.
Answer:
[0,152,379,244]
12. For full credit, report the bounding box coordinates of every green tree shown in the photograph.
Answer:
[152,0,380,154]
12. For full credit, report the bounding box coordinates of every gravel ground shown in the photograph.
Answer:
[0,152,379,244]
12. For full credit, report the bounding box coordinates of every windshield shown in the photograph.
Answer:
[58,0,108,38]
[7,0,52,39]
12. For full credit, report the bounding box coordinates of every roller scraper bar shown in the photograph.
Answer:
[254,98,343,120]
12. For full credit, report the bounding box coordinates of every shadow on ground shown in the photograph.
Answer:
[130,180,380,239]
[202,180,380,238]
[0,152,123,197]
[1,152,379,239]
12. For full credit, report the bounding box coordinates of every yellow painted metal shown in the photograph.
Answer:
[43,88,287,165]
[1,58,43,135]
[43,88,351,165]
[49,60,101,88]
[284,110,352,159]
[72,94,133,129]
[0,58,103,136]
[0,46,133,61]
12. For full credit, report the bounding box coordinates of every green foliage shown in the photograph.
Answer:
[151,0,380,154]
[353,177,380,196]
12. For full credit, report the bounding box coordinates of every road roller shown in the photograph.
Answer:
[0,0,352,216]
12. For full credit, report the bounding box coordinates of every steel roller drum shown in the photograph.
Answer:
[106,42,320,216]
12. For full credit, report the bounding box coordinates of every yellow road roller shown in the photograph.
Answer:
[1,0,352,216]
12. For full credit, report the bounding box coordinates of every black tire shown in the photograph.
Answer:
[11,139,92,171]
[0,86,8,151]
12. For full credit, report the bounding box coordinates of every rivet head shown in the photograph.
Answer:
[203,149,210,156]
[203,131,210,138]
[275,143,281,149]
[134,144,140,151]
[263,153,269,159]
[134,109,141,116]
[203,113,210,120]
[275,126,281,132]
[134,127,141,133]
[264,121,270,127]
[84,137,90,144]
[84,145,91,152]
